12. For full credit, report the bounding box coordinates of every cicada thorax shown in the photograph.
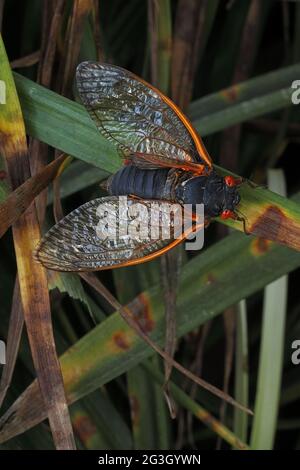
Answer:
[175,170,241,218]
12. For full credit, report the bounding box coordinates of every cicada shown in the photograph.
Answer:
[35,62,243,271]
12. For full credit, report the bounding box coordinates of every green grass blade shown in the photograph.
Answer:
[126,366,158,449]
[13,65,299,164]
[143,361,249,450]
[194,87,294,137]
[113,262,170,450]
[47,160,108,202]
[78,390,133,450]
[250,169,288,450]
[233,300,249,444]
[151,356,170,449]
[13,72,121,173]
[49,272,93,316]
[189,63,300,120]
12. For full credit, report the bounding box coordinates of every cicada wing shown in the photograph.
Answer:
[34,196,203,272]
[76,62,212,173]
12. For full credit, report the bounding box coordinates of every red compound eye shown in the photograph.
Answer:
[221,209,234,220]
[224,175,236,187]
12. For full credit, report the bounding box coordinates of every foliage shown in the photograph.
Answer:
[0,0,300,450]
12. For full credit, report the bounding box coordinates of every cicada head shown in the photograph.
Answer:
[204,171,241,220]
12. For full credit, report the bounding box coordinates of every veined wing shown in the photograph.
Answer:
[76,62,212,173]
[34,197,203,272]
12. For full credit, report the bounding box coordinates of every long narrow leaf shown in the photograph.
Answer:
[233,300,249,443]
[0,35,75,450]
[250,169,288,449]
